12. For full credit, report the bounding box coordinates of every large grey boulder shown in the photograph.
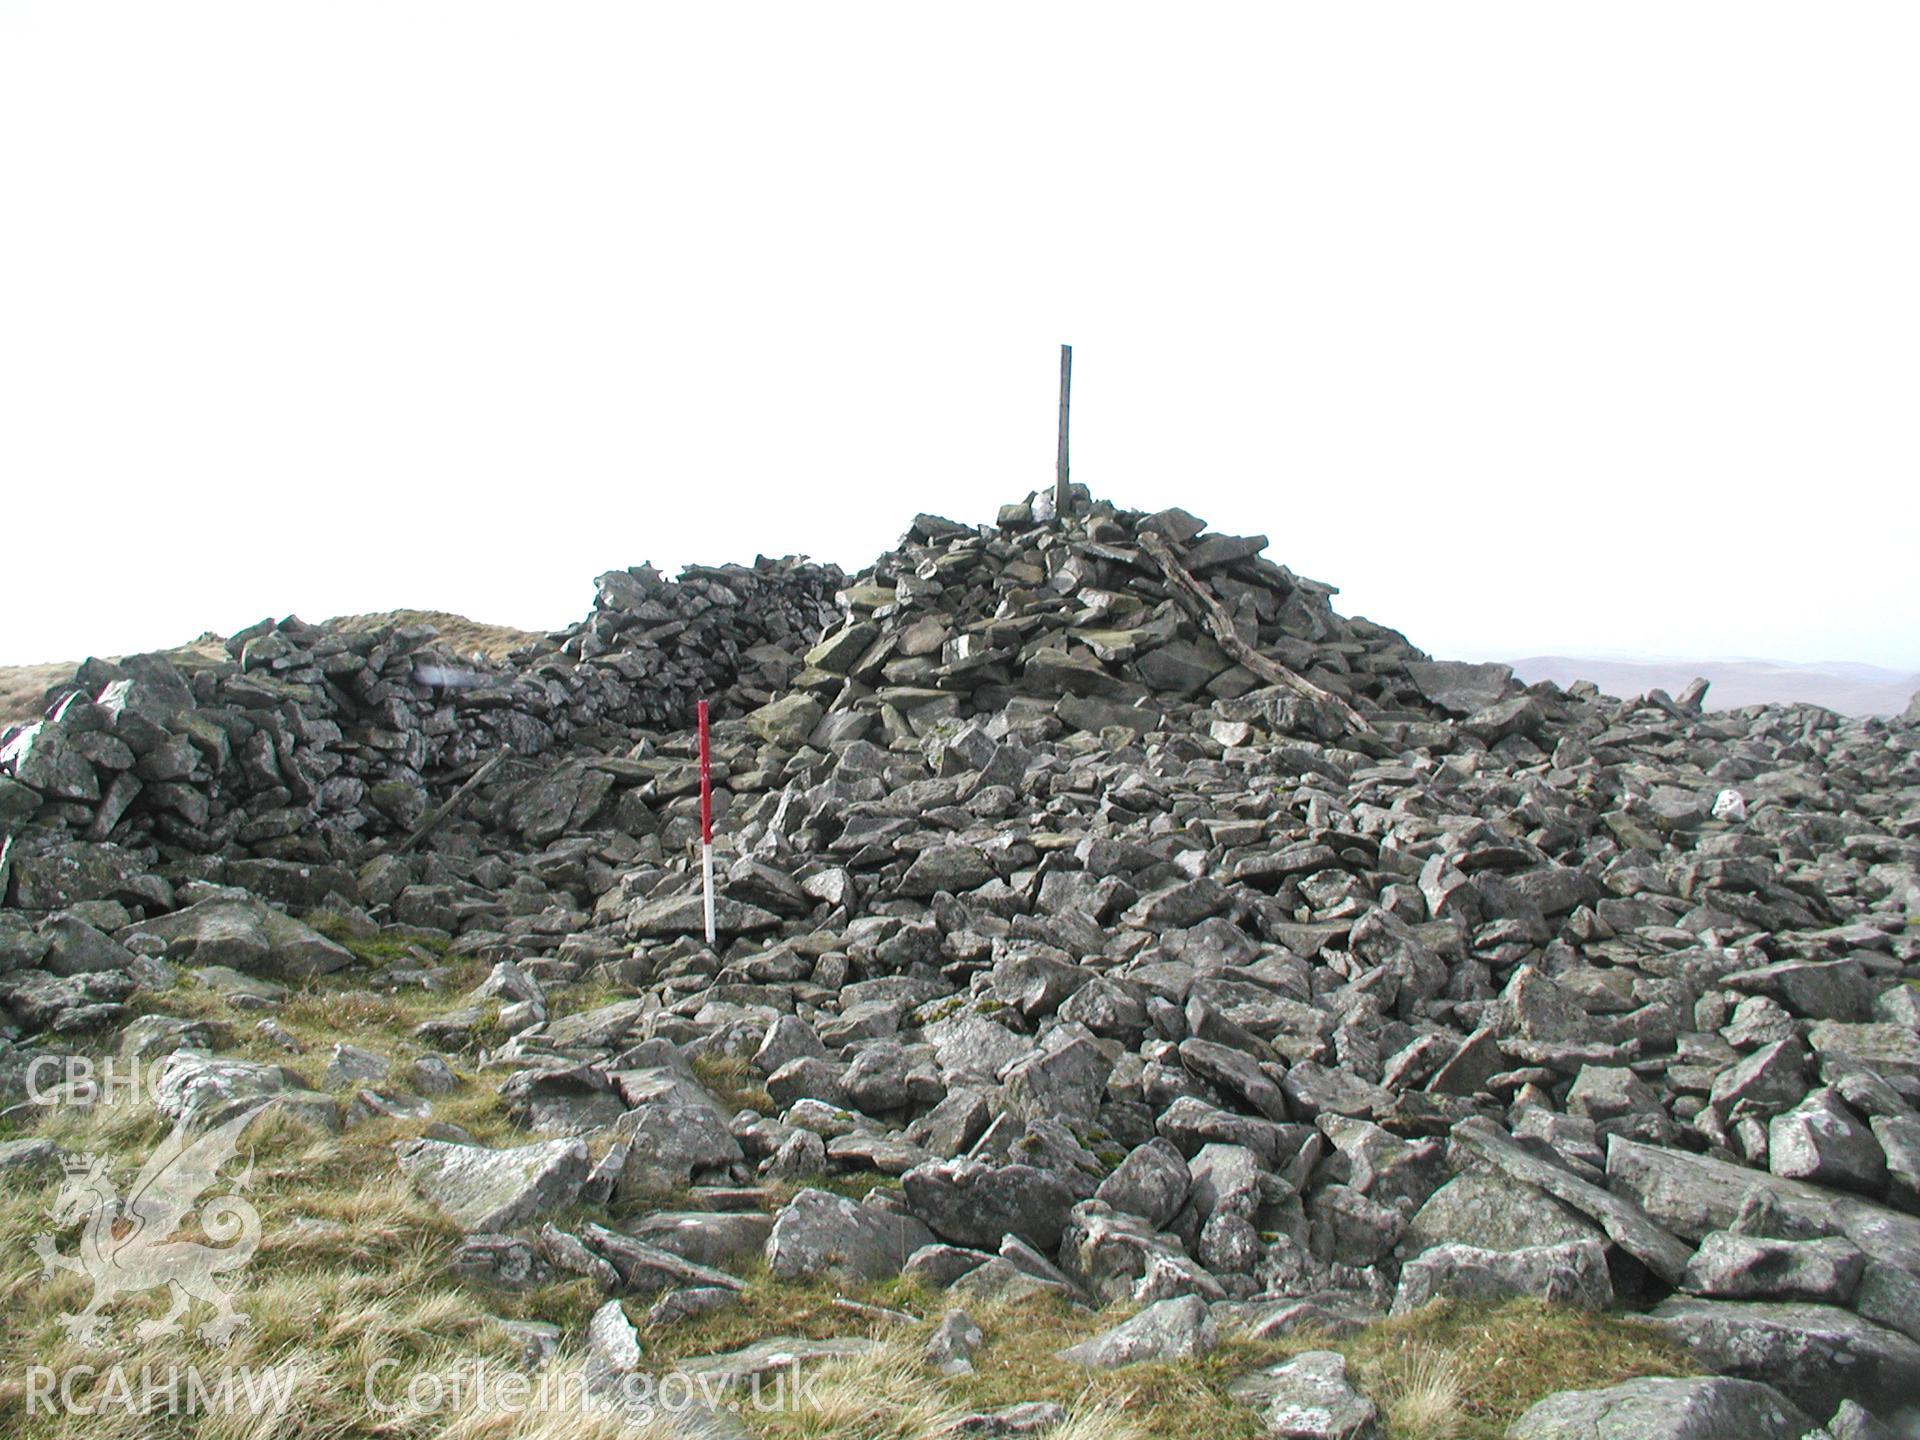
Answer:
[902,1159,1078,1250]
[1401,1172,1601,1257]
[1001,1036,1110,1124]
[0,723,100,802]
[1056,1295,1217,1368]
[1392,1238,1613,1315]
[1724,959,1877,1023]
[624,1212,772,1270]
[1607,1135,1920,1269]
[499,1064,627,1135]
[39,916,136,976]
[151,1050,334,1129]
[1768,1090,1888,1195]
[764,1188,933,1282]
[1506,1376,1812,1440]
[616,1101,743,1196]
[1178,1037,1290,1121]
[393,1136,589,1233]
[1681,1232,1865,1304]
[1058,1201,1189,1304]
[120,899,352,980]
[1807,1023,1920,1081]
[0,911,51,973]
[1641,1298,1920,1416]
[754,1015,827,1075]
[1094,1138,1192,1228]
[1451,1119,1692,1282]
[1827,1399,1900,1440]
[1707,1038,1809,1117]
[743,693,824,749]
[627,892,781,938]
[577,1225,746,1297]
[924,1013,1030,1086]
[1873,1113,1920,1213]
[1404,660,1515,715]
[897,844,995,898]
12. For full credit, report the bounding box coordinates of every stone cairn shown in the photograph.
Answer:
[4,490,1920,1433]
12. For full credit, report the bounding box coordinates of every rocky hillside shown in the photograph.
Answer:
[2,491,1918,1439]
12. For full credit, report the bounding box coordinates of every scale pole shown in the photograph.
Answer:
[698,700,715,947]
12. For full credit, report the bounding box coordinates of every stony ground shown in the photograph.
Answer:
[0,614,543,726]
[2,491,1917,1439]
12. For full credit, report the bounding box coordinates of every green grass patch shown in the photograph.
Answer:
[692,1053,774,1114]
[306,911,453,967]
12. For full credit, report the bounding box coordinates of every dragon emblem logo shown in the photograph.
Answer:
[31,1102,267,1348]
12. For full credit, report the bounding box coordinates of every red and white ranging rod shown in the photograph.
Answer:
[698,700,716,947]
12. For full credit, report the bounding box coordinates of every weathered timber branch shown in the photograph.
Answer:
[397,745,514,855]
[1136,529,1373,736]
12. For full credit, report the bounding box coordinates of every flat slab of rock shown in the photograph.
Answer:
[152,1050,337,1130]
[1404,660,1515,715]
[394,1136,588,1233]
[1507,1376,1812,1440]
[0,1137,62,1179]
[1057,1295,1217,1367]
[1640,1298,1920,1416]
[674,1336,876,1391]
[627,892,780,938]
[120,898,352,980]
[578,1224,746,1297]
[764,1188,933,1282]
[902,1158,1077,1250]
[1606,1136,1920,1282]
[624,1211,773,1269]
[1451,1118,1692,1283]
[1392,1238,1613,1315]
[1807,1022,1920,1080]
[1402,1171,1602,1256]
[1681,1232,1865,1304]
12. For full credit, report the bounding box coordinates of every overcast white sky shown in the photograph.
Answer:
[2,4,1915,671]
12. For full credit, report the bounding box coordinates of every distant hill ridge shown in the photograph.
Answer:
[1508,655,1920,716]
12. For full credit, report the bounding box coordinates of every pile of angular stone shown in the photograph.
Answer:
[4,491,1920,1437]
[546,557,845,732]
[0,555,843,878]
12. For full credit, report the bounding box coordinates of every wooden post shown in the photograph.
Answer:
[396,745,512,855]
[1054,343,1072,520]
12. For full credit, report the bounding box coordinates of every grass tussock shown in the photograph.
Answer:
[690,1054,774,1115]
[757,1343,962,1440]
[0,1082,589,1440]
[1340,1298,1696,1437]
[1369,1343,1467,1440]
[126,953,485,1063]
[1045,1403,1157,1440]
